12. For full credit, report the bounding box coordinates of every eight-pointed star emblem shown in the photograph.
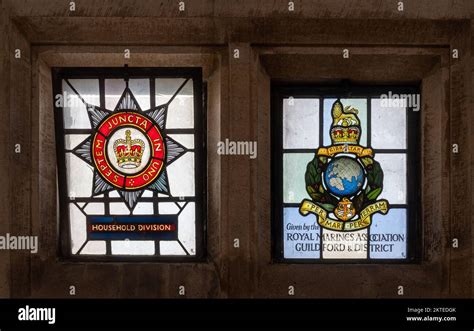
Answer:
[69,79,186,210]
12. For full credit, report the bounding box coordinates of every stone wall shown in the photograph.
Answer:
[0,0,472,298]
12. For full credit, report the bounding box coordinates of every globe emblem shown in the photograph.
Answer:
[323,156,365,197]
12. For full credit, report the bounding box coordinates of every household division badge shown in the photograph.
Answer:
[299,99,389,231]
[71,79,186,210]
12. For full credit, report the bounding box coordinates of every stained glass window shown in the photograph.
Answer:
[273,86,420,262]
[53,68,205,260]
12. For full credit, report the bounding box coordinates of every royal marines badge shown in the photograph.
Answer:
[299,99,389,231]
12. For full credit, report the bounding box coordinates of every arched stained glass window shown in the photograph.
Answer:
[272,85,420,262]
[53,68,206,261]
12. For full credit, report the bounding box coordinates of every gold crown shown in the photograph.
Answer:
[330,99,361,144]
[113,130,145,169]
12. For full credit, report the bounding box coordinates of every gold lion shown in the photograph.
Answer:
[332,100,360,127]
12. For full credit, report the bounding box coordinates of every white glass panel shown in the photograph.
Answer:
[81,241,106,255]
[168,134,194,149]
[109,190,120,198]
[65,153,94,197]
[374,154,407,204]
[69,203,86,254]
[133,202,153,215]
[105,78,152,110]
[64,134,89,150]
[323,98,367,146]
[321,228,368,259]
[67,79,100,106]
[111,240,155,255]
[110,202,131,215]
[155,78,186,106]
[129,79,150,110]
[141,190,153,197]
[283,207,320,259]
[166,79,194,129]
[167,152,195,197]
[369,208,407,259]
[62,82,92,129]
[105,79,125,109]
[178,202,196,255]
[283,153,314,203]
[283,98,319,149]
[158,202,180,214]
[83,203,104,215]
[371,98,407,149]
[160,241,186,255]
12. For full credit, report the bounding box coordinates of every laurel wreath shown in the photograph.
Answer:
[305,154,384,213]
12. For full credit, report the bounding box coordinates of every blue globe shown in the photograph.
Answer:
[324,157,365,197]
